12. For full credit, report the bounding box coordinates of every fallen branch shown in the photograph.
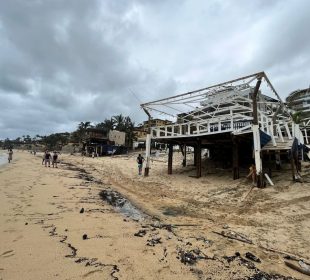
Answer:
[284,260,310,276]
[149,223,201,228]
[212,230,253,244]
[172,224,201,227]
[258,244,310,265]
[242,185,255,201]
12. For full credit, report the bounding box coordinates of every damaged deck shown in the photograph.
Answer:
[141,72,308,183]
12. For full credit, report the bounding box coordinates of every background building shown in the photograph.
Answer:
[286,87,310,120]
[108,130,126,146]
[133,119,172,149]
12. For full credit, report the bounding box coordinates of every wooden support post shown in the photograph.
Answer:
[196,138,202,178]
[182,144,187,167]
[193,145,197,166]
[168,143,173,175]
[268,152,272,177]
[233,136,239,180]
[290,155,296,181]
[252,76,264,187]
[275,152,281,171]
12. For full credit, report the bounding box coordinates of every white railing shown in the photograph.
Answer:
[151,115,253,139]
[150,109,304,149]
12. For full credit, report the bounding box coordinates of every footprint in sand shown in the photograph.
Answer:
[13,235,23,242]
[1,250,15,258]
[82,269,104,278]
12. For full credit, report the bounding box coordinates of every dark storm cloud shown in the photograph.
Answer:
[0,0,309,139]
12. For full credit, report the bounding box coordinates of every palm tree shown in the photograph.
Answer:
[123,116,135,147]
[78,121,92,131]
[113,114,125,131]
[76,121,92,144]
[96,118,115,131]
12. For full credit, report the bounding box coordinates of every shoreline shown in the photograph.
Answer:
[0,152,7,167]
[0,151,309,279]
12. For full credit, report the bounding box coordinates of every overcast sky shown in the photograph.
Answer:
[0,0,309,139]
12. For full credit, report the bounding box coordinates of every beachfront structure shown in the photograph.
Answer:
[286,87,310,144]
[84,128,126,156]
[141,72,308,185]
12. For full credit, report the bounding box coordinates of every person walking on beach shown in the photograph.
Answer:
[136,154,145,175]
[42,151,45,165]
[246,164,257,186]
[52,151,58,168]
[8,149,13,163]
[44,150,51,167]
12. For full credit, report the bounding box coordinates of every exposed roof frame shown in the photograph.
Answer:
[141,72,283,110]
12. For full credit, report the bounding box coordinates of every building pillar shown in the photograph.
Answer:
[232,137,239,180]
[144,134,151,176]
[168,143,173,174]
[196,138,202,178]
[193,145,197,166]
[182,144,187,167]
[268,152,272,177]
[252,76,264,187]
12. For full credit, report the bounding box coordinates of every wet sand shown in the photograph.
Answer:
[1,151,309,279]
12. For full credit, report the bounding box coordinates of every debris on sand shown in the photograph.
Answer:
[284,260,310,277]
[100,190,126,207]
[246,252,261,263]
[178,250,197,265]
[195,236,213,246]
[134,229,147,237]
[224,252,241,263]
[150,222,174,232]
[224,252,255,269]
[99,189,145,221]
[177,248,207,265]
[239,257,256,269]
[79,207,84,213]
[213,230,253,244]
[222,253,296,279]
[147,237,162,246]
[82,234,88,240]
[247,271,295,280]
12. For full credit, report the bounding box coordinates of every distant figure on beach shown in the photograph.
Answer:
[92,151,95,158]
[8,149,13,163]
[33,150,36,156]
[52,151,58,168]
[246,164,257,186]
[42,152,45,165]
[44,150,51,167]
[136,154,145,175]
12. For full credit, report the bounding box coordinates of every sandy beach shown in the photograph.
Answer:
[1,150,310,280]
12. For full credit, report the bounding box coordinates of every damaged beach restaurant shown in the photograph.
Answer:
[141,72,310,187]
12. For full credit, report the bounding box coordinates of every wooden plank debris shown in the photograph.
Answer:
[212,230,253,244]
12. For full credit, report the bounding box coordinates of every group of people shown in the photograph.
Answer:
[42,150,59,168]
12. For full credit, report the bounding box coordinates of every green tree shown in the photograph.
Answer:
[123,116,135,147]
[96,118,115,131]
[291,111,304,124]
[74,121,92,144]
[112,114,125,131]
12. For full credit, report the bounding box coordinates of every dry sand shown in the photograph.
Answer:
[1,150,310,280]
